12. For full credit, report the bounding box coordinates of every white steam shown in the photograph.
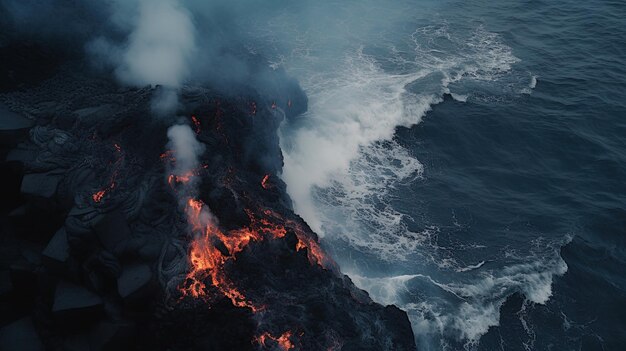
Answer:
[166,124,204,196]
[89,0,196,115]
[115,0,195,88]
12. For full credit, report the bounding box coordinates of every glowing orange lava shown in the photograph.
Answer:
[191,115,201,134]
[168,145,334,312]
[261,174,271,189]
[167,171,195,187]
[179,202,334,309]
[92,143,124,203]
[255,209,335,269]
[92,180,116,203]
[255,330,294,350]
[160,150,174,160]
[92,189,106,202]
[180,198,261,311]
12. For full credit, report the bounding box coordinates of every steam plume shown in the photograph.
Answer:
[166,124,204,197]
[89,0,196,115]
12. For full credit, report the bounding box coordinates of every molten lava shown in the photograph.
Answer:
[166,133,335,312]
[178,201,334,310]
[92,189,106,203]
[92,143,124,203]
[261,174,271,189]
[255,330,295,350]
[180,198,261,311]
[191,115,201,134]
[257,209,335,269]
[167,171,194,187]
[92,179,117,203]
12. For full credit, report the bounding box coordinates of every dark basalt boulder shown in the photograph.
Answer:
[0,60,417,350]
[0,317,46,351]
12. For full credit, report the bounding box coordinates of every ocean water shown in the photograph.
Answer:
[241,0,626,349]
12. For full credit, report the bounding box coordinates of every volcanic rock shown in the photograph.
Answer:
[116,262,153,301]
[0,57,418,350]
[93,210,131,252]
[52,281,104,326]
[20,171,63,199]
[0,103,33,145]
[42,227,70,273]
[0,317,45,351]
[0,270,13,299]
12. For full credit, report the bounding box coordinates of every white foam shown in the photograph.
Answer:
[351,247,568,347]
[530,75,538,89]
[280,23,525,261]
[271,15,546,348]
[521,74,538,95]
[280,48,435,235]
[450,93,468,102]
[455,261,486,272]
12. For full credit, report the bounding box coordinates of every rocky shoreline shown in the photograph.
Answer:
[0,49,416,351]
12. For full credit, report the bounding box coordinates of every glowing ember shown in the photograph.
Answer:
[261,174,271,189]
[179,201,334,309]
[92,189,106,202]
[254,209,335,269]
[92,142,124,203]
[255,331,294,350]
[169,143,334,311]
[191,115,201,134]
[167,171,195,187]
[162,151,207,188]
[180,198,261,311]
[160,150,174,160]
[92,180,116,203]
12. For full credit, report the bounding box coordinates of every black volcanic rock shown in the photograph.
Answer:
[0,317,46,351]
[116,263,152,301]
[0,61,417,351]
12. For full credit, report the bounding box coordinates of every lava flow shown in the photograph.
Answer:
[178,198,335,309]
[167,120,334,316]
[180,198,260,311]
[261,174,271,189]
[255,330,295,350]
[257,209,335,270]
[191,115,201,134]
[92,142,124,203]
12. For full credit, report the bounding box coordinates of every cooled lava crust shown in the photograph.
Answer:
[0,47,416,351]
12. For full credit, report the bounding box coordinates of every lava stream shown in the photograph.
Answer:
[255,330,294,350]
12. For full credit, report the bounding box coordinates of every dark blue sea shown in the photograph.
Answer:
[240,0,626,349]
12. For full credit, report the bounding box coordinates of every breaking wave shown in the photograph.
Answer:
[350,236,570,349]
[266,8,556,348]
